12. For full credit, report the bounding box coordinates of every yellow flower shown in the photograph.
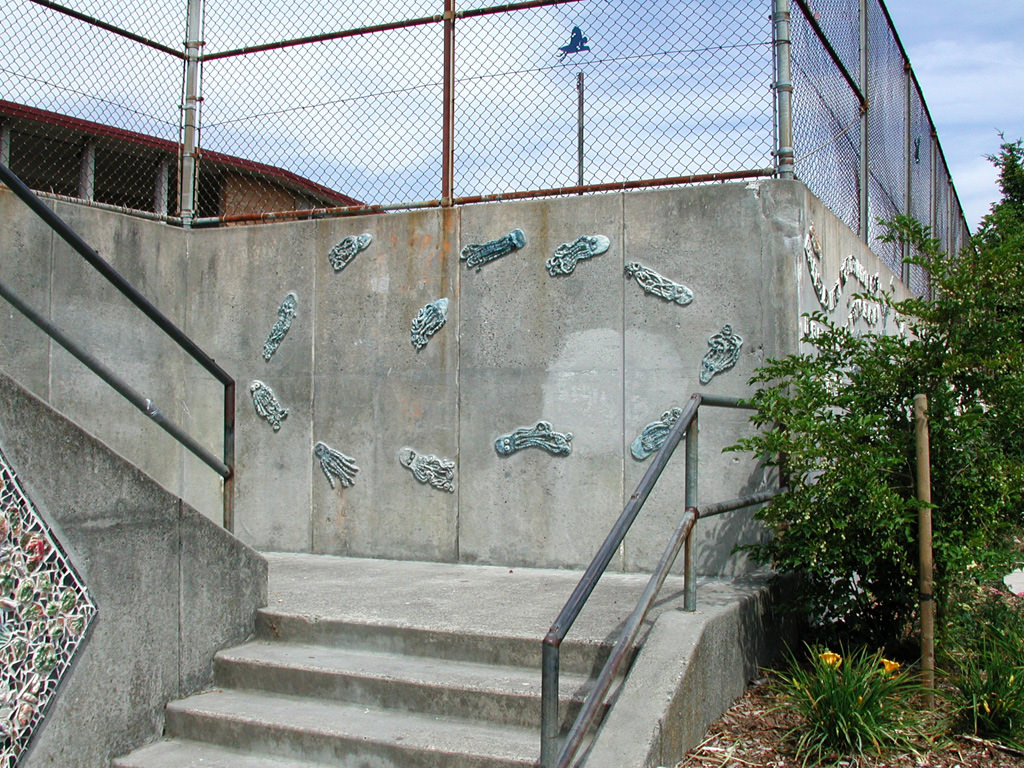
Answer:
[983,699,991,714]
[880,657,900,676]
[819,651,842,668]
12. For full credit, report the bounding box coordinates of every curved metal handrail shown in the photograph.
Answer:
[540,393,780,768]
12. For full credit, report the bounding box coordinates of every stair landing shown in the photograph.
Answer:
[260,552,690,647]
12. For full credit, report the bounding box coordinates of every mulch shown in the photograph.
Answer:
[673,676,1024,768]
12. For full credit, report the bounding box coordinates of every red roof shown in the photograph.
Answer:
[0,100,361,207]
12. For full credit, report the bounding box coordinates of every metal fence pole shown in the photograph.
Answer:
[772,0,794,180]
[78,141,96,201]
[441,0,456,205]
[0,123,9,166]
[179,0,203,227]
[902,62,912,285]
[576,72,585,187]
[946,178,955,255]
[858,0,869,242]
[929,134,938,241]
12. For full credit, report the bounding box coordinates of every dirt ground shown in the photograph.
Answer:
[673,676,1024,768]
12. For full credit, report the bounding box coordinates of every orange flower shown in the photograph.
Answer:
[819,651,842,668]
[880,657,900,676]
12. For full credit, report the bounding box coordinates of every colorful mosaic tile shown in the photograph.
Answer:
[0,447,96,768]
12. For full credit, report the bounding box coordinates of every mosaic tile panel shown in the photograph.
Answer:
[1,447,96,768]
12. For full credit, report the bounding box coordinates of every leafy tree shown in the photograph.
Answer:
[735,139,1024,649]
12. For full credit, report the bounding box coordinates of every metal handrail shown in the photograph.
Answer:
[0,161,236,530]
[540,393,780,768]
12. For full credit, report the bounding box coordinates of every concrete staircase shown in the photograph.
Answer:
[112,553,657,768]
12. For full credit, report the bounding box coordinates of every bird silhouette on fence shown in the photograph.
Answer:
[557,26,590,60]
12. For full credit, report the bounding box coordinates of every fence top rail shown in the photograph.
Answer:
[201,0,585,61]
[26,0,186,59]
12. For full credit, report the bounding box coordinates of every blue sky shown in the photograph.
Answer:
[884,0,1024,229]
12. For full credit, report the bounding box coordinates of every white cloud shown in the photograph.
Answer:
[886,0,1024,229]
[908,41,1024,126]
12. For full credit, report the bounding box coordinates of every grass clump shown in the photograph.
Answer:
[942,586,1024,750]
[776,645,922,765]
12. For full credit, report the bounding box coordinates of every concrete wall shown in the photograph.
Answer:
[0,189,222,517]
[797,187,913,338]
[585,573,796,768]
[0,179,910,575]
[0,371,267,768]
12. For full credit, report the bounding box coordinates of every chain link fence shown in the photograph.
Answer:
[789,0,862,235]
[788,0,970,291]
[1,0,968,289]
[1,0,184,214]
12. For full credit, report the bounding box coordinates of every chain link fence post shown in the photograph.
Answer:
[902,60,912,284]
[0,123,9,167]
[180,0,203,227]
[858,0,869,242]
[576,71,584,188]
[929,133,938,247]
[773,0,794,179]
[441,0,455,206]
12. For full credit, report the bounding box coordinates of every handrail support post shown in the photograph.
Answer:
[683,408,699,611]
[541,640,559,768]
[223,380,236,531]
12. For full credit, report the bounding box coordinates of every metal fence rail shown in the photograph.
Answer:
[1,0,968,286]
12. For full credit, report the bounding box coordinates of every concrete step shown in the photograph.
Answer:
[163,688,538,768]
[254,610,615,677]
[215,640,595,728]
[112,739,336,768]
[115,553,691,768]
[255,552,663,676]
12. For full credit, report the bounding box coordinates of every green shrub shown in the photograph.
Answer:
[776,644,921,765]
[736,320,922,646]
[733,140,1024,649]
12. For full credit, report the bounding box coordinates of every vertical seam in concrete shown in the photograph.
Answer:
[619,191,627,573]
[180,227,189,500]
[46,213,56,401]
[309,228,317,553]
[451,207,461,562]
[796,188,807,350]
[176,497,184,696]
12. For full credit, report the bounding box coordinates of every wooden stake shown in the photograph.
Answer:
[914,393,935,706]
